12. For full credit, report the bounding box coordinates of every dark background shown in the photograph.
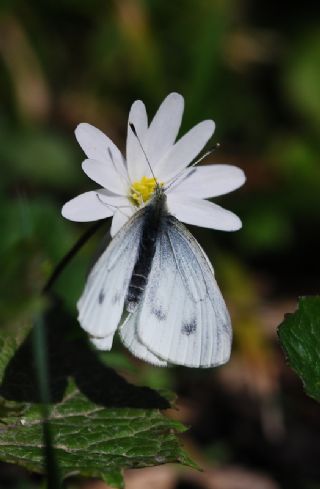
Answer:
[0,1,319,488]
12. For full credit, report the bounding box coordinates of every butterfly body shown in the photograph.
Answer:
[126,186,167,313]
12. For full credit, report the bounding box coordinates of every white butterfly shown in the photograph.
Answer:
[78,182,232,368]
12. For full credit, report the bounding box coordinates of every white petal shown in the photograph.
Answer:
[126,100,149,181]
[82,158,128,195]
[90,334,114,350]
[157,120,215,182]
[62,191,113,222]
[111,207,134,236]
[167,195,242,231]
[170,164,246,198]
[75,123,127,177]
[144,92,184,167]
[96,190,130,207]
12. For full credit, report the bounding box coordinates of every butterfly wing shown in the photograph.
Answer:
[77,208,145,347]
[120,312,167,366]
[135,216,232,367]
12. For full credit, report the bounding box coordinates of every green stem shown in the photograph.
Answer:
[32,316,61,489]
[43,220,104,294]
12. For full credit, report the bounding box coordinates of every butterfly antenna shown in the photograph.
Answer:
[96,193,131,218]
[191,142,220,168]
[165,142,220,191]
[129,123,158,184]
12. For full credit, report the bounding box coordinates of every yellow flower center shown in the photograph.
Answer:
[129,176,161,206]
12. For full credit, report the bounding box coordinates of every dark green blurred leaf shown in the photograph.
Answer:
[283,30,320,130]
[239,204,291,252]
[270,136,320,196]
[278,296,320,402]
[0,199,79,323]
[0,127,81,190]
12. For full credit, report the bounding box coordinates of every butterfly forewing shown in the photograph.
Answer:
[77,209,146,343]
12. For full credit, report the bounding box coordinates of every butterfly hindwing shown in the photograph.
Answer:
[136,216,232,367]
[120,311,167,366]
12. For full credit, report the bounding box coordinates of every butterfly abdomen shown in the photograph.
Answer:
[125,189,166,313]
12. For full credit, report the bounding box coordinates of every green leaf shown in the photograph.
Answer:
[278,296,320,402]
[0,381,194,488]
[0,322,32,383]
[0,299,196,486]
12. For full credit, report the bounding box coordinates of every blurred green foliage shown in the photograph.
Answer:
[0,1,318,282]
[0,1,319,486]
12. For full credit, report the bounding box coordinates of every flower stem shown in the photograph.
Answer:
[43,220,104,294]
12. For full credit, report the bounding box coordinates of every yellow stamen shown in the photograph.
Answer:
[129,176,162,206]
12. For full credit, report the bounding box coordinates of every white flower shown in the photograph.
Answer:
[62,92,245,235]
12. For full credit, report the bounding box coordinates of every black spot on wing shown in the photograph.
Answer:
[151,306,167,321]
[181,318,197,336]
[98,289,105,305]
